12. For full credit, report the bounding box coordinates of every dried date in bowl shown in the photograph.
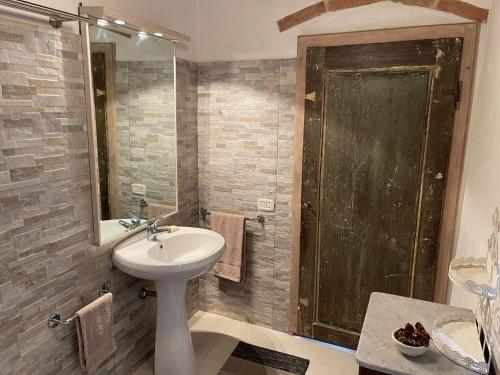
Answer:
[394,322,431,347]
[392,322,431,357]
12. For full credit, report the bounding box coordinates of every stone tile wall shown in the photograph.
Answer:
[115,60,177,218]
[0,17,199,374]
[174,59,200,317]
[197,59,296,332]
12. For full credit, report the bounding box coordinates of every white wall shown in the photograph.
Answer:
[195,0,492,62]
[448,0,500,360]
[450,0,500,309]
[1,0,491,62]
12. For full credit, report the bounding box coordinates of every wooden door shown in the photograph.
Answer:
[90,43,119,220]
[298,38,464,348]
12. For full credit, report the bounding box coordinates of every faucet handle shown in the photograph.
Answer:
[130,214,141,226]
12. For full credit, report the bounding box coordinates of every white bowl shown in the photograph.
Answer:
[392,329,430,357]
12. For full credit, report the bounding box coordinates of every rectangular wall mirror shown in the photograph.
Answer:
[82,21,178,245]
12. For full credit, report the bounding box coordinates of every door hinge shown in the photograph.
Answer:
[455,80,463,110]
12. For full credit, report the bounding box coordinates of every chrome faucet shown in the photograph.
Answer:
[147,218,172,241]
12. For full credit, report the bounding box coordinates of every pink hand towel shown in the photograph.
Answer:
[211,212,246,283]
[148,203,176,219]
[76,293,116,373]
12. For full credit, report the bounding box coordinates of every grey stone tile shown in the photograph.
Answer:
[4,154,34,169]
[1,85,36,99]
[0,170,10,184]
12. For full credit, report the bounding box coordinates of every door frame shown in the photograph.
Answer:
[89,43,120,220]
[288,23,480,335]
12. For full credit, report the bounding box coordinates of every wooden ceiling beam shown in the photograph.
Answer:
[278,2,327,33]
[435,0,489,22]
[325,0,386,11]
[277,0,489,32]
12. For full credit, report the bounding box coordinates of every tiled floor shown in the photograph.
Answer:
[134,311,358,375]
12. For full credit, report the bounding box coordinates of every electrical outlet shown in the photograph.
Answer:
[257,198,274,212]
[132,183,147,196]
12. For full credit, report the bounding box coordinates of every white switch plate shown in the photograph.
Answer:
[132,183,147,196]
[257,198,274,212]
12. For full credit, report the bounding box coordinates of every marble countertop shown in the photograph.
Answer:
[356,292,477,375]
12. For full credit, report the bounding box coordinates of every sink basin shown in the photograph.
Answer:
[113,226,225,280]
[113,227,225,375]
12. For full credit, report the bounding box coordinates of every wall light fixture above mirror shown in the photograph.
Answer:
[80,7,186,245]
[80,6,190,42]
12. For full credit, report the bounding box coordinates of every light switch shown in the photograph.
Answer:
[132,183,147,196]
[257,198,275,212]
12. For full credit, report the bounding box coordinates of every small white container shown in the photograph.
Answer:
[392,329,430,357]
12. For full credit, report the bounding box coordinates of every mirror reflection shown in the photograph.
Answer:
[88,24,178,244]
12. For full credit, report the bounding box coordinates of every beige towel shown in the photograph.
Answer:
[76,293,116,373]
[212,212,246,283]
[148,203,176,219]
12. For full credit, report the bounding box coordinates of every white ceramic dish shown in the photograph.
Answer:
[392,329,430,357]
[432,313,489,374]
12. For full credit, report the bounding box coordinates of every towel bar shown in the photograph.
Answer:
[139,286,157,299]
[47,286,111,328]
[200,207,265,224]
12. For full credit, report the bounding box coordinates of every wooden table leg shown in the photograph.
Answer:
[359,365,387,375]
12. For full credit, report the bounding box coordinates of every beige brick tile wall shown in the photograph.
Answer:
[115,60,177,217]
[197,59,296,332]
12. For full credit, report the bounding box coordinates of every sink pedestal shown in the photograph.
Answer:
[155,279,195,375]
[112,227,225,374]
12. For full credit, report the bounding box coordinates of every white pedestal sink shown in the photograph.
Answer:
[113,227,225,375]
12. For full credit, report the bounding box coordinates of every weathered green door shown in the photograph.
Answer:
[298,39,463,348]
